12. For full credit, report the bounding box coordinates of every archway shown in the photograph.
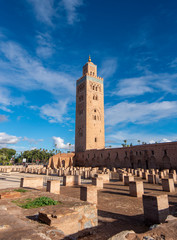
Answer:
[145,160,149,169]
[162,155,171,169]
[138,160,142,168]
[62,160,65,168]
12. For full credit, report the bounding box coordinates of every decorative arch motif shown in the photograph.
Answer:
[91,108,101,121]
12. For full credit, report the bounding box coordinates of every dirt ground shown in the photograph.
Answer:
[0,173,177,240]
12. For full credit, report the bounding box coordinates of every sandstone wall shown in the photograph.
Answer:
[74,142,177,170]
[48,152,75,169]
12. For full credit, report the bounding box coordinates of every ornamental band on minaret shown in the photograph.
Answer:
[75,57,105,152]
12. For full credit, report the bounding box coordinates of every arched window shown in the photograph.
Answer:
[93,72,95,76]
[90,71,92,76]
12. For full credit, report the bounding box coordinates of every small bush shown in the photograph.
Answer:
[14,189,28,193]
[20,196,60,209]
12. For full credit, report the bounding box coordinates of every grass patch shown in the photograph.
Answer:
[12,196,61,209]
[14,189,28,193]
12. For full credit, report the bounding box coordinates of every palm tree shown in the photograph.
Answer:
[123,140,127,147]
[137,140,141,145]
[68,143,72,152]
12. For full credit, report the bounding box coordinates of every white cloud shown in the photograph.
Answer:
[0,40,75,97]
[160,138,171,143]
[62,0,83,24]
[53,136,74,149]
[23,137,44,145]
[0,115,8,122]
[114,73,177,97]
[40,100,68,123]
[27,0,55,26]
[169,58,177,68]
[105,101,177,126]
[115,76,153,96]
[99,58,118,79]
[36,32,55,58]
[27,0,83,26]
[0,132,20,146]
[0,87,25,112]
[36,46,54,58]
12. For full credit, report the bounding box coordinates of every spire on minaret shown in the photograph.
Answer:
[88,55,91,62]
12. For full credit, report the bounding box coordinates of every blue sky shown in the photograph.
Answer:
[0,0,177,152]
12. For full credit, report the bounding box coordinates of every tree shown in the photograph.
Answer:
[15,148,55,165]
[0,148,16,165]
[137,140,141,145]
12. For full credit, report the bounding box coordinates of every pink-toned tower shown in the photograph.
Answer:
[75,56,105,152]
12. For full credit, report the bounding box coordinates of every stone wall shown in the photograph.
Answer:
[48,152,75,169]
[74,141,177,170]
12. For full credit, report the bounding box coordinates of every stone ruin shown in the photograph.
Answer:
[0,165,177,239]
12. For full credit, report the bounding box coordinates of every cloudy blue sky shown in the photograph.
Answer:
[0,0,177,152]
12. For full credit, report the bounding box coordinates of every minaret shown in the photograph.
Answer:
[75,56,105,152]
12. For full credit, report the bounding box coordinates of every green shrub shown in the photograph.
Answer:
[20,196,60,209]
[14,189,28,193]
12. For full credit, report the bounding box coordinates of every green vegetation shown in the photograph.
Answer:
[0,147,61,165]
[0,148,16,165]
[13,196,60,209]
[121,140,133,147]
[14,189,28,193]
[15,148,58,164]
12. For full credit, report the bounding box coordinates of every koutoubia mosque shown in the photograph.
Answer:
[49,57,177,170]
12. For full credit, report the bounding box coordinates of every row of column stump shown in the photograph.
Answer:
[20,167,177,226]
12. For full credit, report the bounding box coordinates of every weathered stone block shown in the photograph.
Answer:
[119,173,126,182]
[143,194,169,224]
[75,175,81,185]
[148,174,156,184]
[162,178,175,192]
[95,173,109,183]
[169,173,176,182]
[124,175,134,186]
[80,185,98,204]
[137,170,142,177]
[142,172,148,180]
[20,177,43,188]
[129,181,144,198]
[92,177,103,189]
[47,180,60,194]
[63,176,74,186]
